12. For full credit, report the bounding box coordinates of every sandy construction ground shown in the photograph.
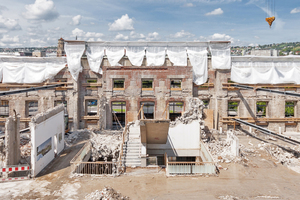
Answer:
[1,131,300,200]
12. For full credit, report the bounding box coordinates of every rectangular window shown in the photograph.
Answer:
[142,80,153,89]
[285,102,295,117]
[171,80,181,89]
[86,100,97,116]
[113,80,124,89]
[0,100,9,118]
[112,102,126,129]
[169,102,183,121]
[87,79,97,89]
[202,100,209,109]
[54,100,67,108]
[228,101,239,117]
[141,102,155,119]
[26,101,38,117]
[256,101,267,118]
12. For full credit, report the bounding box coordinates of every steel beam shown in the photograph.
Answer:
[0,84,65,96]
[232,118,300,145]
[232,84,300,98]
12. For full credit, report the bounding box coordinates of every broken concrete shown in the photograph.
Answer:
[84,187,130,200]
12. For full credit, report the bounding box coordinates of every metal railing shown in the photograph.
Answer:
[166,161,216,175]
[71,161,117,175]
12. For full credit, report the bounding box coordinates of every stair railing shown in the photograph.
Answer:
[118,124,129,173]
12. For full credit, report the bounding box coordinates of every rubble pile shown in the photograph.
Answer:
[170,98,205,128]
[263,143,300,173]
[20,134,31,164]
[206,140,241,164]
[90,132,122,162]
[84,187,129,200]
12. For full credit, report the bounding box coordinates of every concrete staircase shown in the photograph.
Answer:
[122,125,141,167]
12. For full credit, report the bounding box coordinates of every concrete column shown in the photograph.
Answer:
[5,115,21,166]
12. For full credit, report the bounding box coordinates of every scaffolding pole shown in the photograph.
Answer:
[232,118,300,145]
[232,84,300,98]
[0,84,65,96]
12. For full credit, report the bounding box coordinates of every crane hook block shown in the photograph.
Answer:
[266,16,275,28]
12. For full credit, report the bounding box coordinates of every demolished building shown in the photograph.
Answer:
[1,40,300,134]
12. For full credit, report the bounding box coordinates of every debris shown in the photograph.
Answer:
[84,187,130,200]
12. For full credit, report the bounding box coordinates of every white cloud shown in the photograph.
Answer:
[0,15,21,32]
[30,38,46,44]
[115,33,128,40]
[172,30,194,38]
[130,31,145,39]
[183,3,194,7]
[0,6,8,14]
[108,14,134,31]
[291,8,300,14]
[146,32,159,41]
[209,33,233,41]
[71,28,103,40]
[0,35,19,43]
[71,15,82,26]
[23,0,59,22]
[254,36,260,39]
[205,8,223,16]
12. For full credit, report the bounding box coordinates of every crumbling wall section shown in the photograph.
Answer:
[5,114,21,166]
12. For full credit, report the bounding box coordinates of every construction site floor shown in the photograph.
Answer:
[1,131,300,200]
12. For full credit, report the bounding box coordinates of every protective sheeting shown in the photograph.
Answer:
[86,43,105,74]
[209,42,231,69]
[65,42,85,81]
[126,46,145,66]
[187,47,208,85]
[231,60,300,84]
[106,46,124,66]
[0,57,66,83]
[146,46,166,66]
[167,45,187,66]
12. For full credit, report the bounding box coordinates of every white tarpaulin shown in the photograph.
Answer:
[106,46,124,66]
[167,46,187,66]
[231,60,300,84]
[0,57,66,83]
[209,42,231,69]
[65,42,85,81]
[126,46,145,66]
[187,47,208,85]
[86,43,105,74]
[146,46,166,66]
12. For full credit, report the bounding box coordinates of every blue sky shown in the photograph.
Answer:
[0,0,299,47]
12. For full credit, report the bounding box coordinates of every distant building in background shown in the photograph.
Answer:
[251,49,278,56]
[19,51,32,56]
[32,50,46,57]
[57,38,65,57]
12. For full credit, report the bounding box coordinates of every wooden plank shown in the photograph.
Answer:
[204,109,214,130]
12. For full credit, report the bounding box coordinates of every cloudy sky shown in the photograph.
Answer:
[0,0,299,47]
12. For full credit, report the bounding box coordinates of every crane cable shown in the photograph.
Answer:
[265,0,275,28]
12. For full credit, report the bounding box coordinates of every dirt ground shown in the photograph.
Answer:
[2,131,300,200]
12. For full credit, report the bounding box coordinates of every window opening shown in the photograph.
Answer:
[169,102,183,121]
[256,101,267,118]
[228,101,239,117]
[171,80,181,89]
[86,100,97,116]
[113,80,124,89]
[27,101,38,117]
[87,79,97,89]
[112,102,126,130]
[0,100,9,118]
[142,80,153,89]
[202,100,209,109]
[285,102,295,118]
[141,102,155,119]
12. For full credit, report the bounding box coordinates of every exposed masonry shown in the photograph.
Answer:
[1,52,300,133]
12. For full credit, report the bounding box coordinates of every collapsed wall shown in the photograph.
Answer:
[5,115,21,166]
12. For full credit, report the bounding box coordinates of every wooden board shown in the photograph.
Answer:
[204,109,214,130]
